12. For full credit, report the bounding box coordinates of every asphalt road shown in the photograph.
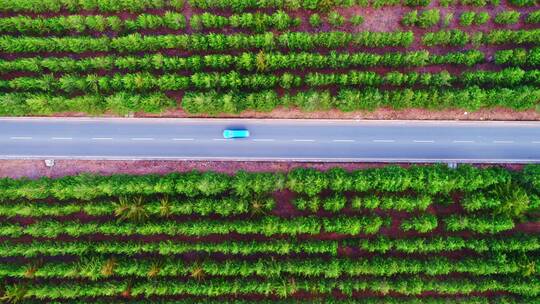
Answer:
[0,118,539,163]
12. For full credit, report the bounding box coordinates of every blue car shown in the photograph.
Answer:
[223,129,250,139]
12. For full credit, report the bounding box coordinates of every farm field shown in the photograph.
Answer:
[0,164,539,303]
[0,0,539,118]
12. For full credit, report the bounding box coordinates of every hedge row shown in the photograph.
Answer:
[0,0,184,13]
[0,196,276,218]
[2,30,537,54]
[1,234,537,258]
[0,13,186,35]
[10,297,538,304]
[0,50,485,74]
[0,85,538,116]
[0,215,387,237]
[182,86,540,114]
[0,165,521,200]
[4,68,537,95]
[1,255,536,279]
[0,31,414,54]
[10,276,540,298]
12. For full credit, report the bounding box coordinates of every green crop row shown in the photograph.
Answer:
[294,194,433,212]
[0,0,184,13]
[0,254,536,279]
[11,296,539,304]
[0,91,175,116]
[0,13,186,35]
[2,85,538,116]
[190,11,299,32]
[495,47,540,66]
[2,29,537,54]
[0,213,525,237]
[188,0,371,12]
[444,214,516,234]
[422,29,540,46]
[1,234,537,258]
[0,170,284,200]
[4,68,538,95]
[0,50,485,75]
[527,10,540,23]
[0,31,414,54]
[182,86,540,114]
[0,11,304,35]
[0,165,522,201]
[0,239,339,257]
[0,196,275,218]
[349,234,540,253]
[6,276,539,299]
[0,215,386,238]
[401,214,438,233]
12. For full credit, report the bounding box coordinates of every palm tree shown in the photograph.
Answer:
[114,196,149,222]
[0,284,27,304]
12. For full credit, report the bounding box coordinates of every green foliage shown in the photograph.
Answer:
[402,9,440,28]
[460,0,488,6]
[327,11,345,27]
[459,11,476,26]
[508,0,538,6]
[444,215,515,234]
[494,11,521,25]
[0,215,386,237]
[495,48,540,66]
[404,0,432,6]
[0,50,482,75]
[475,12,490,24]
[349,14,364,25]
[401,214,438,233]
[0,0,180,13]
[189,11,298,32]
[439,0,455,6]
[188,0,357,12]
[181,85,540,114]
[422,29,469,46]
[309,13,323,27]
[372,0,400,8]
[527,10,540,23]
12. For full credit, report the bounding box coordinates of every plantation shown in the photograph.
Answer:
[0,0,538,117]
[0,164,539,303]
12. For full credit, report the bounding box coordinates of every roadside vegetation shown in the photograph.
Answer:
[0,164,539,302]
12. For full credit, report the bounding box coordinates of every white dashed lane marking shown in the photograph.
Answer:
[10,137,32,140]
[373,139,395,143]
[131,138,154,141]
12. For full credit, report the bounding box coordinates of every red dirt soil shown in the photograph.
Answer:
[0,159,525,179]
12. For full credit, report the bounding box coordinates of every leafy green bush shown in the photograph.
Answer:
[422,29,469,46]
[402,9,440,28]
[309,13,323,27]
[401,214,438,233]
[327,11,345,27]
[526,10,540,23]
[494,11,521,24]
[459,11,476,26]
[508,0,538,6]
